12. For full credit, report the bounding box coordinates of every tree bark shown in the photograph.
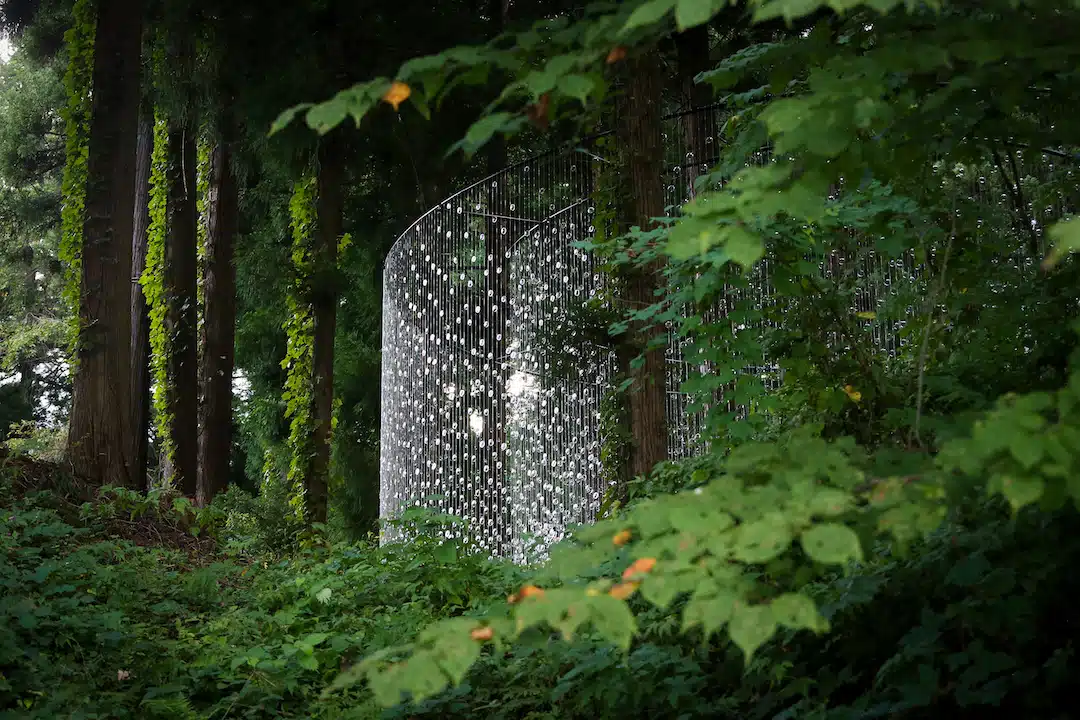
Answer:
[676,25,713,200]
[616,49,669,485]
[163,126,199,497]
[67,0,143,488]
[308,141,343,526]
[129,110,153,490]
[196,136,238,507]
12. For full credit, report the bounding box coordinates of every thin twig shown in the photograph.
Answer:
[974,137,1080,164]
[990,146,1040,257]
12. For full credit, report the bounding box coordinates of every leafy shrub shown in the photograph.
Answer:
[0,470,525,718]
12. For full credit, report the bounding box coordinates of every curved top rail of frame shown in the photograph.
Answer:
[386,102,727,262]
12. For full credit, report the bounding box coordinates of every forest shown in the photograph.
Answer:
[2,0,1080,717]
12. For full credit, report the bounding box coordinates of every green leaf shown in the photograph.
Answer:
[587,594,637,650]
[553,598,592,640]
[675,0,720,30]
[558,74,596,103]
[297,653,319,671]
[401,652,451,704]
[808,487,854,517]
[306,100,348,135]
[434,540,459,563]
[1043,217,1080,269]
[304,632,330,647]
[623,0,677,32]
[665,216,719,260]
[524,69,557,97]
[315,587,333,604]
[770,592,826,632]
[451,112,522,158]
[729,602,777,661]
[945,553,992,587]
[269,103,313,136]
[682,581,736,637]
[801,523,863,565]
[640,573,679,609]
[725,227,766,269]
[433,635,481,685]
[733,513,792,564]
[1008,433,1043,470]
[996,474,1045,512]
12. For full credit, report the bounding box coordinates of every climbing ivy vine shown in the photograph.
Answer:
[195,133,211,316]
[58,0,95,357]
[141,114,172,469]
[279,173,319,519]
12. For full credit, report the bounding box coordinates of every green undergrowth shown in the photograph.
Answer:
[0,462,523,719]
[3,452,1079,719]
[398,502,1080,720]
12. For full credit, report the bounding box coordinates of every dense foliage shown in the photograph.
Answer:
[0,461,524,718]
[3,0,1080,717]
[279,0,1080,714]
[4,451,1080,718]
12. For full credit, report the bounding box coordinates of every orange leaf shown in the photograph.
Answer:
[843,384,862,402]
[470,626,494,642]
[608,581,639,600]
[612,529,632,546]
[520,584,545,600]
[526,93,551,130]
[622,557,657,580]
[606,46,627,64]
[382,81,411,111]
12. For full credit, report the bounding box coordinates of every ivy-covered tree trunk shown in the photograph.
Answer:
[67,0,143,487]
[163,127,199,497]
[129,111,153,490]
[615,48,668,486]
[196,135,238,507]
[308,142,343,526]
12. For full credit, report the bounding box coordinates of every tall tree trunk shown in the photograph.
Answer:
[163,126,199,497]
[676,25,713,200]
[129,110,153,490]
[616,49,668,486]
[67,0,143,487]
[308,141,343,525]
[197,136,238,507]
